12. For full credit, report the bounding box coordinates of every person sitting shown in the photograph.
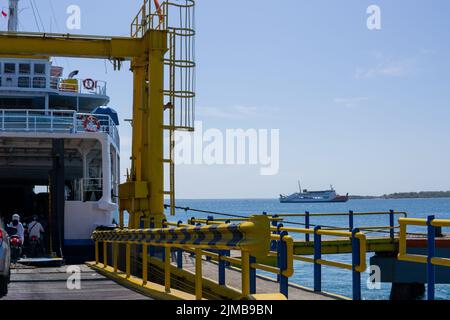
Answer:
[8,214,25,244]
[28,215,45,254]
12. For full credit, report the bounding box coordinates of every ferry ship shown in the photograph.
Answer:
[280,182,349,203]
[0,1,120,262]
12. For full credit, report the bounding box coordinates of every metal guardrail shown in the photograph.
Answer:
[71,178,103,202]
[0,75,107,96]
[92,215,287,300]
[268,224,367,300]
[398,216,450,300]
[271,210,407,241]
[131,0,168,37]
[0,109,119,147]
[191,213,374,300]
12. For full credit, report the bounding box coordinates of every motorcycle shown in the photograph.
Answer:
[29,235,41,258]
[6,227,23,263]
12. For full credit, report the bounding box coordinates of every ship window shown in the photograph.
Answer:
[4,63,16,74]
[33,77,46,88]
[18,77,31,88]
[34,64,46,75]
[19,63,31,74]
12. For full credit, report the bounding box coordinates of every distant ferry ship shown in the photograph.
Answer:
[280,182,349,203]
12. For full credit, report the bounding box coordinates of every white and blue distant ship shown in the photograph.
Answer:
[280,181,349,203]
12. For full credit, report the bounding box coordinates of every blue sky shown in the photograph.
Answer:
[2,0,450,198]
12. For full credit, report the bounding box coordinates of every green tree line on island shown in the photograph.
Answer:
[350,191,450,200]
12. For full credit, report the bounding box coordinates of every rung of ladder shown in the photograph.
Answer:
[163,159,172,164]
[163,125,194,132]
[163,191,173,196]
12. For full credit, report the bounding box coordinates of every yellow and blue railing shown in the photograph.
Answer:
[168,217,294,298]
[269,224,367,300]
[271,210,407,241]
[187,211,410,300]
[398,215,450,300]
[191,215,369,300]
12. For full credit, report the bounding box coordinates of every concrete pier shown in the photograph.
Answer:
[1,264,151,300]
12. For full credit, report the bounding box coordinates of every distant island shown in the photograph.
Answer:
[350,191,450,200]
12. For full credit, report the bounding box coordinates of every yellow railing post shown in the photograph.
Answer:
[195,248,203,300]
[142,244,148,285]
[241,251,250,297]
[95,241,99,264]
[398,219,407,257]
[113,242,118,272]
[103,242,108,268]
[119,210,124,229]
[165,247,171,292]
[126,243,131,278]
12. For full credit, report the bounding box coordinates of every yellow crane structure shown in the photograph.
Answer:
[0,0,195,228]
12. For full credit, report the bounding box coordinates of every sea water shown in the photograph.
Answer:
[163,198,450,300]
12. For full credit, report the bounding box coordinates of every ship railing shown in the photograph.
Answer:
[0,109,119,147]
[398,216,450,300]
[0,75,107,96]
[90,215,290,300]
[76,112,120,147]
[72,178,104,202]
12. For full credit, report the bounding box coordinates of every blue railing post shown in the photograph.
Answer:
[270,215,279,251]
[349,210,354,232]
[218,250,226,285]
[250,256,256,294]
[351,228,362,300]
[427,215,436,301]
[224,249,231,268]
[189,218,196,257]
[176,249,183,268]
[161,219,168,262]
[276,223,284,283]
[305,211,310,242]
[176,221,184,268]
[279,231,289,298]
[149,217,155,257]
[205,216,214,261]
[314,226,322,292]
[389,210,395,240]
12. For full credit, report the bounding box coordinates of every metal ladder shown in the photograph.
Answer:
[161,1,196,216]
[163,31,177,216]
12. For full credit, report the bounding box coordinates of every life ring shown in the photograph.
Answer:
[83,115,101,132]
[83,78,96,90]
